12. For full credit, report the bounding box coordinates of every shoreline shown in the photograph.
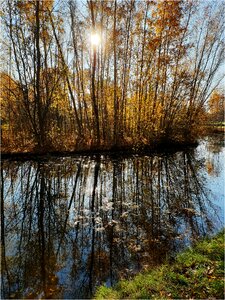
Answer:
[94,229,225,299]
[2,128,223,161]
[1,140,199,161]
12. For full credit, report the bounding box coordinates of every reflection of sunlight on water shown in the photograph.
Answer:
[1,135,225,299]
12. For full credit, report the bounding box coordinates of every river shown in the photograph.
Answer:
[1,134,224,299]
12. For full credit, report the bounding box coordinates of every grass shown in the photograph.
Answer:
[94,229,225,299]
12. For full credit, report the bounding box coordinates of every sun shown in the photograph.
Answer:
[90,33,100,47]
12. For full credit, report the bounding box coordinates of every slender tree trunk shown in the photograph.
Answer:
[48,8,82,138]
[113,0,118,146]
[89,0,100,146]
[35,0,45,149]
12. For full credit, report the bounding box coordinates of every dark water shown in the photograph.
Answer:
[1,134,224,299]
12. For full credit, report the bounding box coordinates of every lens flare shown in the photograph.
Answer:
[91,33,100,46]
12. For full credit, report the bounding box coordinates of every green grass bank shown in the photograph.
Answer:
[94,229,225,299]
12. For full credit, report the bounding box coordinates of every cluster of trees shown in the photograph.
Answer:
[1,0,224,152]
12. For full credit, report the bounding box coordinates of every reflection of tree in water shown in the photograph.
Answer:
[1,161,66,299]
[205,133,224,177]
[1,150,220,299]
[206,133,224,154]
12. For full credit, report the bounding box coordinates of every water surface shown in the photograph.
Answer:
[1,134,224,299]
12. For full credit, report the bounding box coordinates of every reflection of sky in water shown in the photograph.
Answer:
[1,135,225,299]
[197,137,224,230]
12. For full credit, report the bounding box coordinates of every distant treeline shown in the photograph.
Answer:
[1,0,224,152]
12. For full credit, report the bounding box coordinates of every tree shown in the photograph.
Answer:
[208,90,225,122]
[1,0,224,152]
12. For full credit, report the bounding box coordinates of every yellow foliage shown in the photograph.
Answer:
[208,90,224,115]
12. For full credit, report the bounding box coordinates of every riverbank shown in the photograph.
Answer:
[3,125,223,160]
[95,229,224,299]
[205,122,225,133]
[1,139,199,161]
